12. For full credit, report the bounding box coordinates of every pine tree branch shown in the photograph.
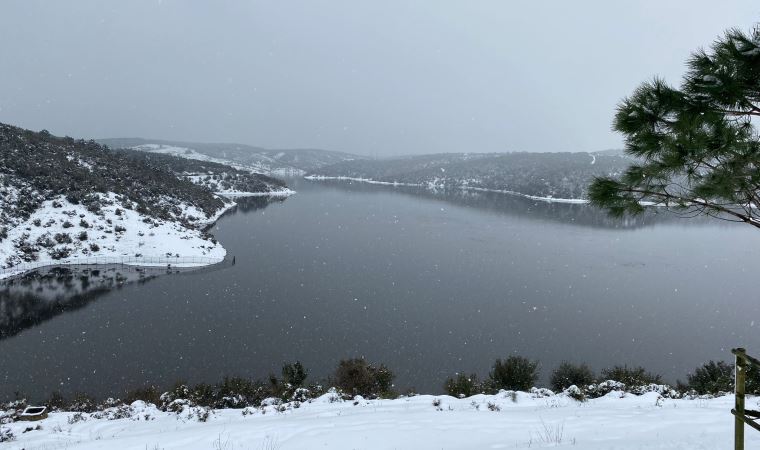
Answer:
[622,187,760,228]
[721,109,760,117]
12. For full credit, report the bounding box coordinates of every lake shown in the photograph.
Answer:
[1,178,759,401]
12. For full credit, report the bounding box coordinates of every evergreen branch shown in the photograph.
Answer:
[622,187,760,228]
[720,109,760,117]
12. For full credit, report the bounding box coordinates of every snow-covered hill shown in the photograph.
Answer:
[131,143,274,174]
[1,390,751,449]
[117,148,294,197]
[0,193,227,279]
[98,138,368,176]
[0,124,291,278]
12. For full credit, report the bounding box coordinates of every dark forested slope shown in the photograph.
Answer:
[0,124,225,229]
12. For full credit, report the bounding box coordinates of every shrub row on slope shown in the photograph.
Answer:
[0,357,749,421]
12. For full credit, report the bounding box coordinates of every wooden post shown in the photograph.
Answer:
[735,347,747,450]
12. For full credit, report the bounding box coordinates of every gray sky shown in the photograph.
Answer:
[1,1,758,156]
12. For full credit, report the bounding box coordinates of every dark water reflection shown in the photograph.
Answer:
[1,179,758,401]
[0,266,159,340]
[315,179,707,229]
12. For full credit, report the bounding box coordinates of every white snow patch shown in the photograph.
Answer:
[181,175,295,198]
[218,188,296,198]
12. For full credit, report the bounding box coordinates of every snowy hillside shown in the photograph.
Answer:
[117,148,294,196]
[0,123,291,278]
[1,390,751,449]
[130,143,274,174]
[0,193,227,279]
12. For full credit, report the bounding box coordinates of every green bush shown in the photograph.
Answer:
[282,361,308,387]
[334,358,395,398]
[46,391,67,410]
[215,376,268,407]
[50,247,72,260]
[488,356,539,391]
[551,362,596,391]
[68,392,97,412]
[124,386,162,406]
[601,365,662,386]
[743,364,760,395]
[444,373,481,398]
[686,361,733,394]
[54,232,72,244]
[189,383,215,406]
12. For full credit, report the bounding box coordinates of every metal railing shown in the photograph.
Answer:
[732,348,760,449]
[0,255,225,279]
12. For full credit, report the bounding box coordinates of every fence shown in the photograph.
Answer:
[0,255,226,279]
[732,348,760,449]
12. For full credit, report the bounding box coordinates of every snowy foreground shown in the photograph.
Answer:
[3,391,755,449]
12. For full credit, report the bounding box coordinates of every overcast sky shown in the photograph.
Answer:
[1,1,758,156]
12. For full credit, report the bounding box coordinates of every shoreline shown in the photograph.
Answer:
[0,255,228,281]
[0,189,293,281]
[216,188,296,198]
[304,176,667,206]
[304,175,589,203]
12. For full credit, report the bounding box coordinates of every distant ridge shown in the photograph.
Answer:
[306,151,632,200]
[97,138,368,175]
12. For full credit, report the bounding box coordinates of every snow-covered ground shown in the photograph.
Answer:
[0,194,228,280]
[219,189,295,197]
[182,174,296,197]
[1,390,752,449]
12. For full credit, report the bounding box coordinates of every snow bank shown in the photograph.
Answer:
[1,390,752,449]
[218,188,296,198]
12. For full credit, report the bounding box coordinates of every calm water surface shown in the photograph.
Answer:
[2,179,759,400]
